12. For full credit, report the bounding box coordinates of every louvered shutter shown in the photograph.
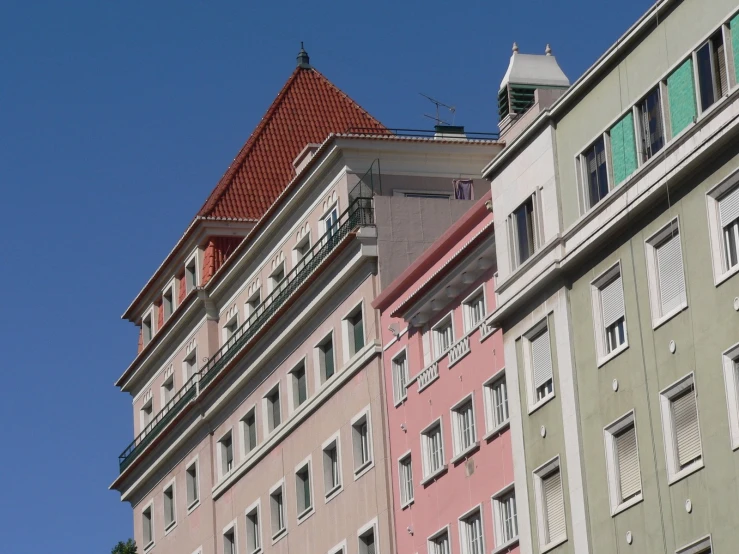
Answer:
[601,274,625,327]
[656,233,686,315]
[543,469,565,542]
[532,328,553,390]
[719,188,739,227]
[717,43,729,96]
[616,426,640,500]
[673,387,702,468]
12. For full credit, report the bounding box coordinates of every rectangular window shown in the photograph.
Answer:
[667,57,698,136]
[722,344,739,449]
[163,482,176,530]
[399,454,414,507]
[581,136,609,209]
[241,409,257,455]
[645,220,687,324]
[511,196,536,265]
[142,313,153,345]
[185,257,197,294]
[186,460,199,509]
[421,420,445,478]
[270,484,286,537]
[459,508,484,554]
[163,287,174,321]
[223,314,239,344]
[358,526,376,554]
[609,112,637,186]
[161,375,175,406]
[637,86,665,162]
[269,263,285,294]
[493,487,518,546]
[483,374,509,433]
[525,321,553,405]
[433,315,454,358]
[719,186,739,271]
[346,306,365,357]
[219,432,234,477]
[534,460,566,548]
[323,438,342,496]
[451,397,477,456]
[295,463,312,517]
[592,264,627,361]
[604,413,642,513]
[142,504,154,548]
[352,413,372,472]
[392,351,409,404]
[245,289,261,326]
[463,289,486,332]
[184,351,197,381]
[318,334,335,383]
[696,31,727,113]
[223,528,236,554]
[291,362,308,410]
[428,529,451,554]
[265,386,281,433]
[245,505,261,554]
[660,375,703,481]
[141,399,153,430]
[324,206,339,238]
[676,536,712,554]
[294,233,311,264]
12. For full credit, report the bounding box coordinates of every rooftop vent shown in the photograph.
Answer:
[434,124,466,141]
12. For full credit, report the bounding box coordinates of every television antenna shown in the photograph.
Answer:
[420,93,456,126]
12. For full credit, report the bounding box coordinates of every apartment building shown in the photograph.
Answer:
[374,193,519,554]
[482,1,739,553]
[110,47,504,554]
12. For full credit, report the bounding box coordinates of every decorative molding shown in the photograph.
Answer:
[296,222,311,242]
[479,319,496,342]
[226,304,238,321]
[417,362,439,392]
[270,251,285,271]
[186,339,197,356]
[247,279,260,297]
[164,365,174,379]
[322,190,338,212]
[448,336,471,367]
[143,388,152,403]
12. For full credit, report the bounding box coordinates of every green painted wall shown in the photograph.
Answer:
[667,58,697,137]
[567,149,739,554]
[610,112,638,186]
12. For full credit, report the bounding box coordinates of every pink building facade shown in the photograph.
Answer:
[374,194,519,554]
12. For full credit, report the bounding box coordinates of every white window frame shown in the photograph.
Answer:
[706,169,739,285]
[222,519,238,554]
[351,407,374,479]
[263,382,282,436]
[185,455,200,513]
[218,428,235,480]
[450,393,479,461]
[185,250,200,294]
[462,286,487,333]
[644,218,688,328]
[420,417,447,484]
[722,342,739,450]
[162,278,177,322]
[391,347,409,406]
[533,456,567,552]
[239,405,258,459]
[432,312,455,359]
[142,307,155,346]
[322,431,343,502]
[321,203,340,238]
[294,455,315,523]
[288,358,309,414]
[328,539,348,554]
[293,231,312,266]
[141,499,155,551]
[427,524,451,554]
[483,369,509,438]
[269,479,287,543]
[244,288,261,327]
[162,477,177,534]
[590,261,629,365]
[342,300,366,362]
[659,373,704,484]
[457,504,485,554]
[491,483,519,550]
[676,535,712,554]
[268,261,286,294]
[244,499,262,554]
[398,450,414,509]
[140,397,153,432]
[160,373,175,407]
[522,318,555,412]
[222,311,239,345]
[603,411,643,515]
[357,518,379,554]
[314,330,336,387]
[575,132,613,214]
[183,348,197,383]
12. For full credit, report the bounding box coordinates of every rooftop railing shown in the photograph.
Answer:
[118,170,377,473]
[343,127,500,140]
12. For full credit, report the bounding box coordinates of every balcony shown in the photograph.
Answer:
[416,362,439,392]
[118,182,376,473]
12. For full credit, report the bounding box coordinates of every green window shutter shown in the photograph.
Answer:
[667,58,697,136]
[731,14,739,87]
[609,112,638,186]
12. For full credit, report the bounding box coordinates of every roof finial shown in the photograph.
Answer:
[512,42,519,54]
[545,44,552,56]
[297,42,310,69]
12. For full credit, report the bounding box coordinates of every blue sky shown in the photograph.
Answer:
[0,1,649,552]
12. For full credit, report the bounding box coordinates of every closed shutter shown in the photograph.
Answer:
[717,43,729,96]
[543,469,565,542]
[656,233,686,315]
[531,328,553,390]
[719,187,739,227]
[616,425,640,500]
[673,386,702,468]
[601,274,625,328]
[667,58,698,136]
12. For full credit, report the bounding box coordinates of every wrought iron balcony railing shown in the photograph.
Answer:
[118,194,375,473]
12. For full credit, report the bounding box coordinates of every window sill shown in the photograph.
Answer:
[296,506,315,525]
[611,494,643,516]
[451,441,480,465]
[186,500,200,515]
[597,342,629,368]
[271,529,287,545]
[652,302,688,330]
[353,460,374,481]
[324,484,343,503]
[164,521,177,536]
[484,420,510,441]
[492,537,519,554]
[248,548,263,554]
[528,392,555,415]
[143,541,155,553]
[668,459,704,485]
[715,263,739,287]
[540,534,567,553]
[401,498,414,510]
[393,395,408,409]
[420,465,448,487]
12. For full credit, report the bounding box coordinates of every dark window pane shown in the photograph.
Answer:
[696,42,716,111]
[640,88,664,160]
[586,138,609,207]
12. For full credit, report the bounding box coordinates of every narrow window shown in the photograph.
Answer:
[429,530,451,554]
[484,375,509,433]
[324,206,339,238]
[358,527,376,554]
[269,263,285,294]
[266,386,281,433]
[392,351,409,404]
[672,385,702,469]
[291,362,308,409]
[185,258,197,293]
[163,288,174,321]
[161,375,175,406]
[421,421,445,478]
[294,233,311,265]
[452,397,477,456]
[346,306,365,357]
[433,315,454,358]
[528,323,553,403]
[141,399,153,430]
[646,221,687,323]
[186,461,199,508]
[512,196,536,264]
[241,409,257,455]
[142,313,153,345]
[352,413,372,472]
[536,463,565,547]
[184,351,197,381]
[223,314,239,344]
[245,506,261,554]
[593,265,627,358]
[270,486,286,537]
[493,488,518,546]
[399,454,414,507]
[223,528,236,554]
[219,432,233,477]
[142,505,153,548]
[464,289,486,332]
[718,187,739,272]
[318,334,335,383]
[582,136,609,208]
[459,509,484,554]
[696,31,727,113]
[722,345,739,449]
[323,439,341,496]
[245,289,261,327]
[637,87,665,162]
[163,483,176,530]
[295,463,312,517]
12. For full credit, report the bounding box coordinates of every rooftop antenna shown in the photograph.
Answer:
[420,93,456,126]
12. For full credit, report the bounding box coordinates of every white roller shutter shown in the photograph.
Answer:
[601,274,625,328]
[543,469,565,543]
[656,233,686,315]
[673,386,702,468]
[719,187,739,227]
[616,425,641,500]
[531,328,553,390]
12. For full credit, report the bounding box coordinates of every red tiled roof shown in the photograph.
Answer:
[196,66,386,220]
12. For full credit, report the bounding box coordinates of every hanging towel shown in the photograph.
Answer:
[453,179,474,200]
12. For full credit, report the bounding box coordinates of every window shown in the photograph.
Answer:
[459,507,484,554]
[223,313,239,344]
[492,487,518,547]
[142,504,154,549]
[604,413,642,513]
[580,136,609,209]
[323,206,339,238]
[345,305,365,358]
[185,256,197,294]
[676,536,712,554]
[534,459,566,549]
[163,287,174,321]
[428,528,451,554]
[223,527,236,554]
[392,350,409,405]
[591,263,627,361]
[142,313,153,345]
[695,31,727,113]
[637,86,665,162]
[161,375,175,405]
[219,431,234,478]
[358,525,376,554]
[294,233,311,264]
[719,185,739,272]
[265,385,281,434]
[290,362,308,410]
[184,351,197,381]
[164,481,176,530]
[352,411,373,474]
[295,462,313,517]
[421,420,445,479]
[510,196,536,266]
[433,314,454,358]
[323,437,342,497]
[660,375,703,482]
[722,344,739,449]
[451,396,477,456]
[645,220,687,325]
[241,409,257,455]
[269,263,285,294]
[483,373,509,433]
[186,459,199,509]
[463,289,486,332]
[245,289,261,326]
[317,334,335,383]
[270,483,286,538]
[245,504,261,554]
[141,399,153,430]
[524,321,554,406]
[398,454,414,507]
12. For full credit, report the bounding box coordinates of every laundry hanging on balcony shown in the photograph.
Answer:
[453,179,474,200]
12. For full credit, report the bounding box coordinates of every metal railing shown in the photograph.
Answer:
[343,127,500,140]
[118,192,375,473]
